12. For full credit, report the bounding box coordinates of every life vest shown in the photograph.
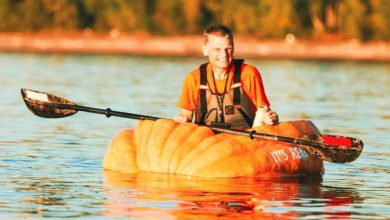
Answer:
[194,59,256,130]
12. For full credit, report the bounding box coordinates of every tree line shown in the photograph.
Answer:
[0,0,389,41]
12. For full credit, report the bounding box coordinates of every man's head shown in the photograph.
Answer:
[203,25,234,46]
[202,25,234,71]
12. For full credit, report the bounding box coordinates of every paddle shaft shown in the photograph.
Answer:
[55,103,160,121]
[210,127,324,147]
[56,103,328,150]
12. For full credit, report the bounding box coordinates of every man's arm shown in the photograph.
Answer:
[240,65,278,127]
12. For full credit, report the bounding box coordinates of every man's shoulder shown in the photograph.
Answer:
[240,62,260,77]
[183,66,202,85]
[241,62,258,70]
[187,66,202,77]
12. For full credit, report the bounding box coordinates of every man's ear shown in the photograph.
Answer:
[202,44,208,56]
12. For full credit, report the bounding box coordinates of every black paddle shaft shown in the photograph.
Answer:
[211,126,317,144]
[55,103,160,121]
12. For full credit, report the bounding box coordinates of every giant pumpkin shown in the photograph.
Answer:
[103,120,324,178]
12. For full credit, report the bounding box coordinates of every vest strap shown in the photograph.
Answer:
[237,107,253,127]
[198,63,208,124]
[233,59,244,105]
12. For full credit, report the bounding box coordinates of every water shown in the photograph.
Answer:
[0,53,389,219]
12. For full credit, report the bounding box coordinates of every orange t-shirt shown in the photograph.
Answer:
[177,62,270,111]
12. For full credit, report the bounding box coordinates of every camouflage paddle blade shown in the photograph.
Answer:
[21,88,77,118]
[300,136,364,163]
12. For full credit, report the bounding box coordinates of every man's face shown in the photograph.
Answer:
[203,35,234,70]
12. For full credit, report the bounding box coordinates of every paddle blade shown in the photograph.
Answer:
[21,88,77,118]
[300,135,364,163]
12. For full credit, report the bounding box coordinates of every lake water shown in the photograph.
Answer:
[0,53,389,219]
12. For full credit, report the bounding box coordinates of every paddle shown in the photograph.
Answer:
[21,88,363,163]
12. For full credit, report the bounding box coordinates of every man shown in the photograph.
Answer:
[174,25,278,130]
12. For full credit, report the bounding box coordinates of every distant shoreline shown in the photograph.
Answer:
[1,32,389,61]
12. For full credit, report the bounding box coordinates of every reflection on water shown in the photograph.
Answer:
[103,171,360,219]
[0,53,389,219]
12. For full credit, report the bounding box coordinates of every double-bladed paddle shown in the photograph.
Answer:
[21,88,363,163]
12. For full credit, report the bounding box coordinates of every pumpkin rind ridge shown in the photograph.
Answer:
[159,122,199,173]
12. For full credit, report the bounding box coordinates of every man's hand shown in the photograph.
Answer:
[173,115,190,123]
[252,106,279,128]
[173,108,193,123]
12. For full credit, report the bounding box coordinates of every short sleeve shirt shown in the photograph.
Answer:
[177,62,270,111]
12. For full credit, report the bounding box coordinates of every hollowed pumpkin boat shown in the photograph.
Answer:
[103,119,324,178]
